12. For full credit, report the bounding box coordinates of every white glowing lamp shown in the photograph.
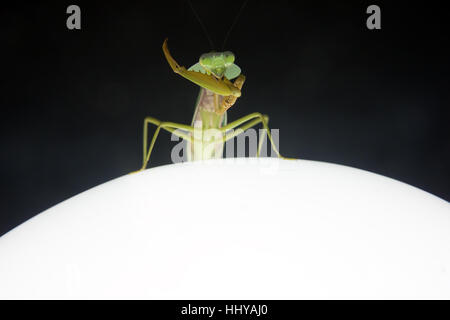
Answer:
[0,158,449,299]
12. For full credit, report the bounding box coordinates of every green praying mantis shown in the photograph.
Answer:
[133,38,290,172]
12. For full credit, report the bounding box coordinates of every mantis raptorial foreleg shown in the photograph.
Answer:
[137,117,195,172]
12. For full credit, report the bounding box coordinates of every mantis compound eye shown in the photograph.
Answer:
[223,51,235,66]
[199,54,214,68]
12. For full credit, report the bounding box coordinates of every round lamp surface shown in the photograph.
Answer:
[0,158,449,299]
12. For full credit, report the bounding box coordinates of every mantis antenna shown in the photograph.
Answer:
[187,0,215,50]
[187,0,250,51]
[221,0,249,50]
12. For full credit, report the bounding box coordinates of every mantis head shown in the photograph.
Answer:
[189,51,241,81]
[162,38,242,97]
[199,52,235,78]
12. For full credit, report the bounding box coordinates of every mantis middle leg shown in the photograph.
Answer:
[220,112,291,159]
[137,117,195,172]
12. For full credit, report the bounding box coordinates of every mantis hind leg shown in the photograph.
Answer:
[220,112,293,159]
[131,117,195,173]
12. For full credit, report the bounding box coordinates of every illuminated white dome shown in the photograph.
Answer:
[0,158,449,299]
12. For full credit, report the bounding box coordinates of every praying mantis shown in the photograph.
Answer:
[133,38,289,172]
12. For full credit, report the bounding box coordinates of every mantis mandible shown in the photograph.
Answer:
[134,38,289,172]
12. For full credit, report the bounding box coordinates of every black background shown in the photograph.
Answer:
[1,300,448,317]
[1,1,449,236]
